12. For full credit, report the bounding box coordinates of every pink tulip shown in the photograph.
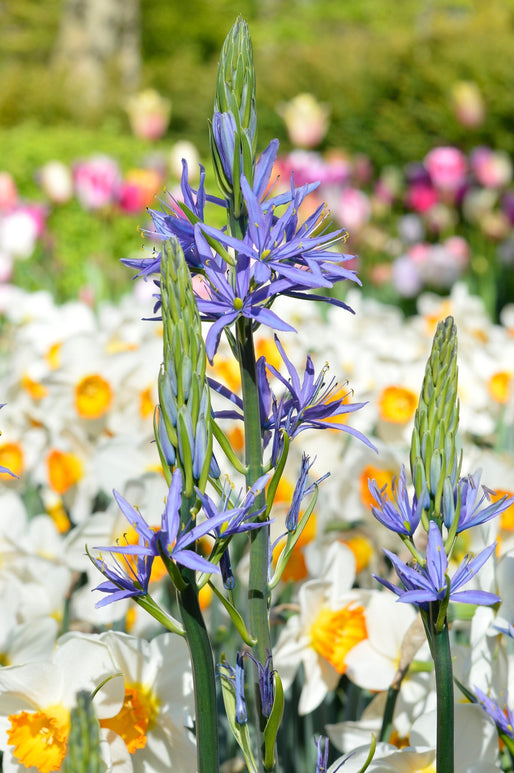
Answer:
[117,169,163,213]
[424,147,468,191]
[125,90,171,141]
[73,156,121,210]
[470,147,513,189]
[337,187,371,231]
[0,172,18,211]
[405,183,439,213]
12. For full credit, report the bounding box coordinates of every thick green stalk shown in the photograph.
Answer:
[379,686,399,743]
[430,608,454,773]
[236,317,271,664]
[178,578,219,773]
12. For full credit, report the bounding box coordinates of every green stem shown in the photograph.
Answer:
[430,608,454,773]
[236,316,271,663]
[178,580,219,773]
[379,686,399,743]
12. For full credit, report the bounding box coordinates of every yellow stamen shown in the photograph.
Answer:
[310,603,367,673]
[74,374,113,419]
[8,705,70,773]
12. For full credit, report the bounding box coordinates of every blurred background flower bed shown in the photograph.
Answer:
[0,0,513,313]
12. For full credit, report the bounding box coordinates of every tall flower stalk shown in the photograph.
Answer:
[371,316,509,773]
[92,16,373,773]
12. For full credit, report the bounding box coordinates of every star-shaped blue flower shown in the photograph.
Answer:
[375,520,500,610]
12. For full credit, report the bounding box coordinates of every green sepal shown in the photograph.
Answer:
[219,654,258,773]
[263,670,284,772]
[269,486,318,589]
[434,578,451,633]
[158,369,179,448]
[208,580,257,646]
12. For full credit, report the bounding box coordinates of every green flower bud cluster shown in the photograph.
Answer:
[63,692,102,773]
[156,237,213,498]
[410,316,462,527]
[210,15,257,218]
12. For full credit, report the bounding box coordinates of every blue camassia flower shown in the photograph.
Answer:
[199,172,357,292]
[90,489,157,607]
[375,520,500,610]
[195,471,271,539]
[258,336,375,462]
[123,160,224,278]
[93,469,272,605]
[474,687,514,738]
[194,243,296,362]
[207,335,375,461]
[124,122,359,340]
[443,468,514,534]
[369,465,429,536]
[218,651,248,725]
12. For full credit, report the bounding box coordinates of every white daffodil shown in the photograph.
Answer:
[327,668,436,752]
[343,591,428,692]
[329,704,500,773]
[273,541,375,715]
[0,491,72,623]
[0,634,124,773]
[96,631,197,772]
[0,597,58,666]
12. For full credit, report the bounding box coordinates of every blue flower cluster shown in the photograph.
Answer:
[124,132,359,363]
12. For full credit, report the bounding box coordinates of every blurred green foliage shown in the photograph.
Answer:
[0,124,166,302]
[1,0,514,166]
[0,0,513,305]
